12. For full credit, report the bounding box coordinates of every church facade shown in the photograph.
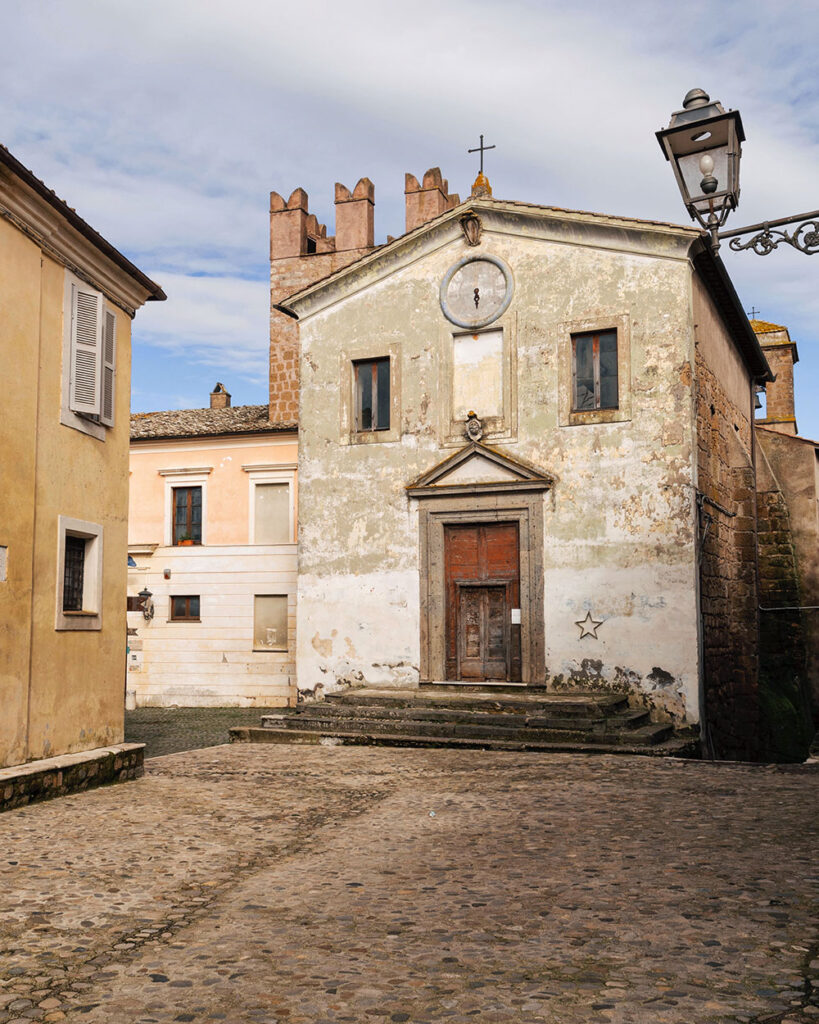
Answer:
[275,170,781,759]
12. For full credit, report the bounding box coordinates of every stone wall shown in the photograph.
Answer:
[0,743,144,813]
[694,349,760,760]
[755,446,814,761]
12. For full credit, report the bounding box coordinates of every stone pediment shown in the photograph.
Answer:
[406,442,553,498]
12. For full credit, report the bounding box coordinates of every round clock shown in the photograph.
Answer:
[440,254,514,329]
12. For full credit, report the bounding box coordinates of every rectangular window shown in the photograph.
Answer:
[254,483,290,544]
[572,330,618,411]
[170,595,200,621]
[354,357,390,432]
[62,536,87,612]
[253,595,288,651]
[173,486,202,545]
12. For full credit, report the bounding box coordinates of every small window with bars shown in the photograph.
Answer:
[572,330,618,411]
[170,596,200,621]
[62,535,87,612]
[173,486,202,545]
[354,357,390,432]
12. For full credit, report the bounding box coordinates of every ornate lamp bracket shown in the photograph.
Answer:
[720,209,819,256]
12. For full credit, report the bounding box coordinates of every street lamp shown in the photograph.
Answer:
[657,89,819,256]
[656,88,744,249]
[137,586,154,622]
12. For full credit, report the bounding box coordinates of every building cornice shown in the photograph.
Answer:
[0,148,165,315]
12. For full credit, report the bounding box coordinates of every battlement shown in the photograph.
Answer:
[270,178,376,260]
[405,167,460,233]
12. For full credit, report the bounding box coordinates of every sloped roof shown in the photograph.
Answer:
[0,143,165,301]
[750,319,788,334]
[130,404,296,441]
[277,195,701,310]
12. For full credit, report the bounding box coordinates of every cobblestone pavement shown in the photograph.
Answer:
[125,708,283,759]
[1,746,817,1024]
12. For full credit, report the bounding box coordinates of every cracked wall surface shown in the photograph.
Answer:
[290,208,712,722]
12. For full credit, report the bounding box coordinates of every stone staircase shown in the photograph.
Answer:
[229,686,698,757]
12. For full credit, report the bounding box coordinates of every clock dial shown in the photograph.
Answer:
[440,255,513,329]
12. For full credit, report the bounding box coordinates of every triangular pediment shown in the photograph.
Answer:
[407,442,553,497]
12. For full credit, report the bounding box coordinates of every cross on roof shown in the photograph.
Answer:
[749,306,761,319]
[468,134,496,175]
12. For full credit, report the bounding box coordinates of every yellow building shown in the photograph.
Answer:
[0,143,164,771]
[128,385,298,707]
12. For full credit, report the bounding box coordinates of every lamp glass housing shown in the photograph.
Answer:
[656,97,744,230]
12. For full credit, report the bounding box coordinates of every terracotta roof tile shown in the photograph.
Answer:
[750,319,788,334]
[130,404,296,440]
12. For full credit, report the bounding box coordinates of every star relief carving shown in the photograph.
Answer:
[575,611,603,640]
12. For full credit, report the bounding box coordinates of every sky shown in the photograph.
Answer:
[3,0,818,435]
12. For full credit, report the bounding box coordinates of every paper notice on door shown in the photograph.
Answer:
[511,608,521,624]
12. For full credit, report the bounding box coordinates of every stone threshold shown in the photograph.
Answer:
[0,743,145,813]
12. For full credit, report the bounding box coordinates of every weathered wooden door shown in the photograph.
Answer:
[444,523,521,681]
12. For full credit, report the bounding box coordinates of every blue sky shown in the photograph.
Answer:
[3,0,818,435]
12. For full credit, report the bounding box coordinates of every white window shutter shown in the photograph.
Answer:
[69,284,103,417]
[100,309,116,427]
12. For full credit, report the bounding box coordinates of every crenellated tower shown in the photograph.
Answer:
[268,178,376,422]
[269,168,460,423]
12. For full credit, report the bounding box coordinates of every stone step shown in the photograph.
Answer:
[256,713,672,746]
[325,688,631,717]
[230,726,695,758]
[262,705,651,732]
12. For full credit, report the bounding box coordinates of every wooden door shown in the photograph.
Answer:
[458,585,509,679]
[444,523,521,681]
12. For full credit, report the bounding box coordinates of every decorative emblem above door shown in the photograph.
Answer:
[440,254,514,330]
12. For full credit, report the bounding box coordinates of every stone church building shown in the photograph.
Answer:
[268,168,815,761]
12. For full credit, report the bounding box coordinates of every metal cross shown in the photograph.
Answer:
[468,134,496,175]
[748,306,760,319]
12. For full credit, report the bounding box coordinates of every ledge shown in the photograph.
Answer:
[0,743,145,813]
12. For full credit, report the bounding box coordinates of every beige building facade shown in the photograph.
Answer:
[128,389,297,707]
[278,179,774,757]
[0,144,164,769]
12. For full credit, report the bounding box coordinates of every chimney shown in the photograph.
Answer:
[752,320,798,434]
[335,177,374,251]
[405,168,460,233]
[210,383,231,410]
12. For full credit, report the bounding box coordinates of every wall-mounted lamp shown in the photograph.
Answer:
[138,586,155,621]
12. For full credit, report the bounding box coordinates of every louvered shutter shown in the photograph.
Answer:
[69,284,103,416]
[100,309,116,427]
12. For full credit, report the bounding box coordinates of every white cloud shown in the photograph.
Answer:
[2,0,817,426]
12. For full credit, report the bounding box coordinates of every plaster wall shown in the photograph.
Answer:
[0,217,40,766]
[129,436,298,546]
[0,225,135,765]
[128,434,299,706]
[295,215,702,721]
[757,428,819,719]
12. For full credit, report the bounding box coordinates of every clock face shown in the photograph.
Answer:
[440,255,513,329]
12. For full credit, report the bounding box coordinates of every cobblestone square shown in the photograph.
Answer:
[1,744,817,1024]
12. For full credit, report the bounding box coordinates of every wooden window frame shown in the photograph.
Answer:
[558,314,631,427]
[353,356,391,433]
[169,595,201,622]
[571,330,618,412]
[172,485,203,545]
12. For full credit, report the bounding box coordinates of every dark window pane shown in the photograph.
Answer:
[575,336,593,379]
[63,536,86,611]
[357,364,372,430]
[598,332,618,408]
[376,358,390,429]
[171,596,186,618]
[189,596,200,618]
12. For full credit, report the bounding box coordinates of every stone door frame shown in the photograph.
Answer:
[417,493,546,684]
